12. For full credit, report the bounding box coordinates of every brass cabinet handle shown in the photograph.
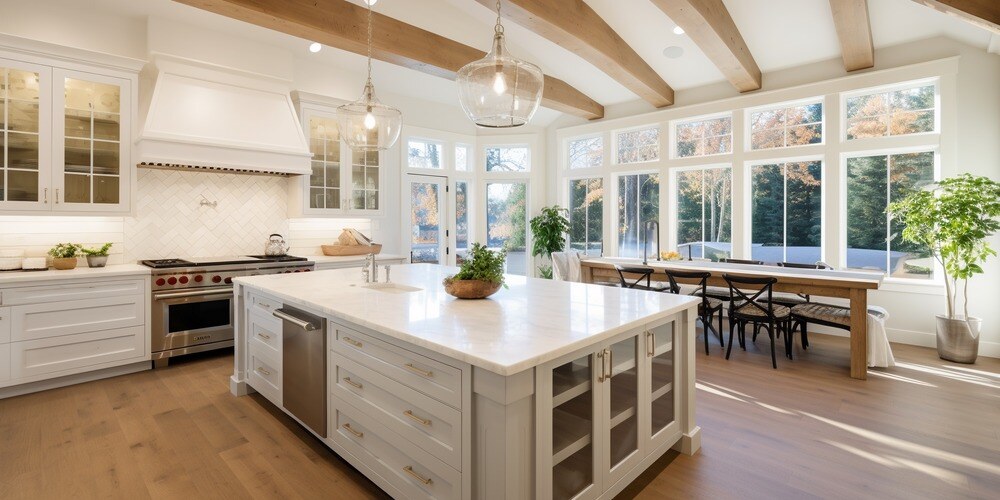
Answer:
[403,410,431,427]
[255,367,271,376]
[342,423,364,438]
[44,188,48,204]
[342,377,363,390]
[343,337,363,348]
[607,348,613,380]
[55,188,60,204]
[257,332,271,340]
[403,466,433,486]
[596,350,606,383]
[258,301,271,309]
[646,330,654,357]
[403,363,433,378]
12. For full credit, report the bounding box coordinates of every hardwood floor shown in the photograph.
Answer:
[1,333,997,499]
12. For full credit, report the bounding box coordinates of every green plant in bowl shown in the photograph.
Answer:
[81,243,113,256]
[443,243,507,298]
[48,243,82,270]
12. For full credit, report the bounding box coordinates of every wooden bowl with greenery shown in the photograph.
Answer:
[443,243,507,299]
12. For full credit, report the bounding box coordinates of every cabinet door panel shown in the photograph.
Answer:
[546,352,600,500]
[11,294,143,341]
[0,307,10,343]
[0,60,51,211]
[605,336,642,485]
[647,321,679,450]
[9,326,144,380]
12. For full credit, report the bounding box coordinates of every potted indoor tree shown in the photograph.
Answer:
[48,243,82,270]
[529,205,570,279]
[82,243,113,268]
[443,243,507,299]
[888,173,1000,363]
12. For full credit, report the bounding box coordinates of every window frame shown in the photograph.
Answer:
[566,133,606,170]
[744,97,825,152]
[612,169,661,259]
[405,137,446,170]
[669,111,733,160]
[566,175,605,256]
[613,125,661,166]
[840,78,940,143]
[667,163,734,261]
[743,155,825,265]
[484,143,532,173]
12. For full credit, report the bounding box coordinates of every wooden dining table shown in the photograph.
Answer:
[580,257,884,380]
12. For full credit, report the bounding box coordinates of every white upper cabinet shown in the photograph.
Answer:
[289,92,385,217]
[0,37,139,215]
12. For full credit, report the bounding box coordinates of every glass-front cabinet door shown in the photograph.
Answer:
[0,60,50,211]
[548,352,599,500]
[646,321,678,449]
[53,69,130,211]
[308,115,342,210]
[604,336,643,485]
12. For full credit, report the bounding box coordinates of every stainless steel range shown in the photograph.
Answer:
[141,255,314,367]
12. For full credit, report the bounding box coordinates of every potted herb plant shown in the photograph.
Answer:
[82,243,113,268]
[529,205,570,279]
[888,174,1000,363]
[443,243,507,299]
[48,243,82,270]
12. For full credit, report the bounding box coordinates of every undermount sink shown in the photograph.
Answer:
[353,283,423,293]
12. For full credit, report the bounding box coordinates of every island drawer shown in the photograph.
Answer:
[248,343,281,406]
[331,396,461,500]
[332,352,462,470]
[332,325,462,409]
[248,309,281,355]
[248,291,282,317]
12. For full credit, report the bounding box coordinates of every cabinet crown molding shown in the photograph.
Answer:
[0,33,145,74]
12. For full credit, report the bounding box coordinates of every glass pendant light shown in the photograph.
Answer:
[456,0,544,128]
[338,0,401,151]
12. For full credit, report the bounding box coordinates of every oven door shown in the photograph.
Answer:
[151,286,234,354]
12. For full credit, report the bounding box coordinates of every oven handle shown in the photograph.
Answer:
[153,288,233,300]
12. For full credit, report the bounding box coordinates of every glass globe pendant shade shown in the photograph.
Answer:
[457,28,544,128]
[337,80,402,151]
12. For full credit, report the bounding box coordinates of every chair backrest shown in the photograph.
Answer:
[722,274,778,317]
[615,265,653,289]
[777,262,823,269]
[663,269,710,295]
[721,258,764,265]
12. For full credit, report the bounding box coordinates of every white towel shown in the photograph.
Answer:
[866,305,895,368]
[551,252,582,282]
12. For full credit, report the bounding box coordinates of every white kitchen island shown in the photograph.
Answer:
[231,264,701,500]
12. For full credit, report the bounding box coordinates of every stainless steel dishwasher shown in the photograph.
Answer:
[273,306,327,438]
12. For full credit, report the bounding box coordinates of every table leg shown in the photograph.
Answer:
[849,288,868,380]
[580,264,593,283]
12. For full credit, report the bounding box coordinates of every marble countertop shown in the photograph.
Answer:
[235,263,698,376]
[0,263,150,285]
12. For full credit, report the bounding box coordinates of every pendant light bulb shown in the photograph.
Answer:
[492,71,507,95]
[364,111,377,130]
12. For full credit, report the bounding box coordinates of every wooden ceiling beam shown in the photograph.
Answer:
[173,0,604,120]
[829,0,875,71]
[474,0,674,107]
[648,0,761,92]
[909,0,1000,34]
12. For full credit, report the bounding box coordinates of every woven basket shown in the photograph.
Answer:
[444,279,502,299]
[321,243,382,257]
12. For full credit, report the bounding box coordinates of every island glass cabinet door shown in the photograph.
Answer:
[645,320,679,450]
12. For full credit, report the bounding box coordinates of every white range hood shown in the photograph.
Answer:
[137,54,311,176]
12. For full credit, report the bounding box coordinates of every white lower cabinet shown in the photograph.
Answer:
[245,295,284,407]
[9,326,145,380]
[11,294,143,341]
[0,306,11,343]
[0,344,10,383]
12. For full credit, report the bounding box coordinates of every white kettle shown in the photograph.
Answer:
[264,234,289,256]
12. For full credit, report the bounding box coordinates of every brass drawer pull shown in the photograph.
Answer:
[257,332,272,340]
[403,363,433,378]
[646,330,654,357]
[403,466,433,486]
[258,301,271,309]
[344,337,363,348]
[342,423,364,438]
[255,367,272,376]
[403,410,431,427]
[342,377,363,390]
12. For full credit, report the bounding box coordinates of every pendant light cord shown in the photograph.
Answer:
[366,1,374,88]
[495,0,503,36]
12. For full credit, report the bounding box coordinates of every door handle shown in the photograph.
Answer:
[606,348,613,380]
[597,350,606,383]
[272,309,319,331]
[55,188,60,204]
[153,288,233,300]
[44,188,48,204]
[646,330,654,357]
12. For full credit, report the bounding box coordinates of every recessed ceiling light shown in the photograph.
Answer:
[364,0,378,5]
[309,42,322,53]
[673,26,685,35]
[663,46,684,59]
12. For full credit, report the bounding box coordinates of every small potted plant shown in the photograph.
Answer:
[888,174,1000,363]
[48,243,82,270]
[82,243,113,268]
[529,205,570,279]
[443,243,507,299]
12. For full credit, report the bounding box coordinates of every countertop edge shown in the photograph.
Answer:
[0,264,151,285]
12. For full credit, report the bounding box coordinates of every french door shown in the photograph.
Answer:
[406,174,450,265]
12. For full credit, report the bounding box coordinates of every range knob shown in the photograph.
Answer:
[155,278,166,286]
[167,277,177,285]
[179,276,189,284]
[194,275,204,283]
[224,277,233,284]
[212,275,222,283]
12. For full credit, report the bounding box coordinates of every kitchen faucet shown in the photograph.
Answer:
[642,220,661,266]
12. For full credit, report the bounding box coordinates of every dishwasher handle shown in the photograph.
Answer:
[273,308,320,331]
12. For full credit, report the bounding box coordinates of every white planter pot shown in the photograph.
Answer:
[935,315,981,364]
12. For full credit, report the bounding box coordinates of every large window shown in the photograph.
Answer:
[674,115,732,158]
[569,136,603,169]
[456,180,469,260]
[846,83,935,140]
[847,151,935,278]
[750,101,823,150]
[455,144,469,171]
[617,173,659,258]
[407,139,442,169]
[486,146,529,172]
[569,178,603,254]
[616,127,659,164]
[675,167,732,261]
[750,161,822,264]
[487,182,528,275]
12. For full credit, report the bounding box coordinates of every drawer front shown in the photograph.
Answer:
[0,344,9,383]
[2,279,143,306]
[331,397,461,500]
[9,326,145,380]
[332,353,462,470]
[248,291,282,317]
[11,295,144,342]
[248,346,281,406]
[333,325,462,409]
[0,306,10,344]
[249,310,281,356]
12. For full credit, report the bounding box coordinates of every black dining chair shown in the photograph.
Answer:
[774,262,835,349]
[613,265,667,292]
[722,274,793,369]
[663,269,725,354]
[721,258,764,265]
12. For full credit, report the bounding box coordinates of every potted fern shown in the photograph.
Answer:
[888,174,1000,363]
[443,243,507,299]
[48,243,82,270]
[82,243,113,268]
[529,205,570,279]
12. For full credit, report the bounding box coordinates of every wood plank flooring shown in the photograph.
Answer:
[0,332,997,499]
